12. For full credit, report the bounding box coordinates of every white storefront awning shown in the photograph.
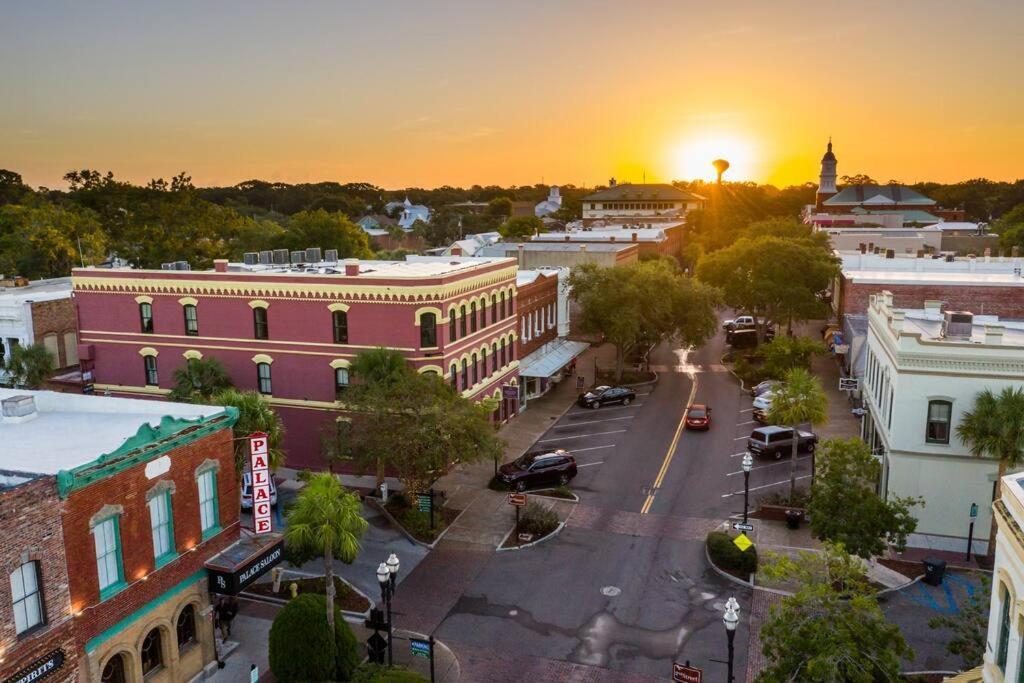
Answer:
[519,339,589,378]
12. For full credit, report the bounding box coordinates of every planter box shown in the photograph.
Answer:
[756,504,806,523]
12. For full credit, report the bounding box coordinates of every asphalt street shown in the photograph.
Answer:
[432,322,814,680]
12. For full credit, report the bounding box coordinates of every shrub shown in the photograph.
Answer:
[707,531,758,576]
[351,664,429,682]
[518,502,559,537]
[760,336,825,379]
[269,593,360,682]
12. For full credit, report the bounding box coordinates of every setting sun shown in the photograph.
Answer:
[673,134,757,182]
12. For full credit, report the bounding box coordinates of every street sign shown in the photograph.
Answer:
[839,377,859,391]
[502,384,519,400]
[733,533,753,552]
[732,522,754,532]
[672,661,702,683]
[410,638,431,659]
[249,432,273,534]
[507,492,527,507]
[970,502,979,519]
[417,493,432,512]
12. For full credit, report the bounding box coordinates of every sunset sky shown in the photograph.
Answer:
[3,0,1022,190]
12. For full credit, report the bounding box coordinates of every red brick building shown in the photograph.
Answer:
[0,473,78,683]
[0,277,79,384]
[516,271,558,359]
[3,390,245,683]
[72,255,521,470]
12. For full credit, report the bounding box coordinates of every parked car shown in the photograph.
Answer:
[747,425,818,460]
[685,403,712,430]
[752,393,773,423]
[577,385,636,409]
[241,471,279,510]
[498,449,578,491]
[750,380,780,398]
[726,328,775,348]
[723,315,775,333]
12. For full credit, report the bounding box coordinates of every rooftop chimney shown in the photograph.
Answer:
[890,310,905,333]
[609,235,616,242]
[450,246,463,256]
[517,244,525,268]
[985,324,1004,345]
[859,243,867,254]
[214,259,228,273]
[564,235,570,242]
[632,232,638,242]
[344,259,360,276]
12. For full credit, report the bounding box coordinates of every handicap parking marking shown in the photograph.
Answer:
[903,571,978,615]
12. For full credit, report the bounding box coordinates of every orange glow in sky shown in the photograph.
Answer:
[2,2,1023,190]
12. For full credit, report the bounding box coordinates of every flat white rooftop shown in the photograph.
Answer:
[847,271,1024,287]
[894,310,1024,346]
[0,389,225,476]
[0,277,72,303]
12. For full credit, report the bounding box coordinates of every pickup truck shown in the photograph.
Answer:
[747,425,818,460]
[722,315,774,333]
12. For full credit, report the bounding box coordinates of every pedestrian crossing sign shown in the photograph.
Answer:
[733,533,753,552]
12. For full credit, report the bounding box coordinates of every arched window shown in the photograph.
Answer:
[42,333,59,365]
[143,356,158,386]
[997,582,1011,671]
[183,304,198,336]
[491,294,497,325]
[420,313,437,348]
[500,292,506,319]
[479,300,486,330]
[470,302,478,333]
[332,310,349,344]
[500,339,506,367]
[335,367,349,397]
[460,305,467,338]
[450,364,458,390]
[140,627,163,675]
[139,302,153,333]
[449,309,457,341]
[11,561,44,634]
[926,400,952,444]
[481,348,488,379]
[461,359,468,389]
[176,604,196,649]
[491,343,497,374]
[253,306,269,340]
[64,331,79,365]
[100,654,126,683]
[471,353,478,385]
[522,317,528,341]
[257,363,272,395]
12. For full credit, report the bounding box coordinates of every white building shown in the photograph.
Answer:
[862,292,1024,555]
[0,277,76,383]
[982,473,1024,682]
[581,181,704,221]
[384,197,430,231]
[442,232,503,257]
[534,186,563,217]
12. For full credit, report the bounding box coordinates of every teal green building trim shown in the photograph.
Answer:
[56,407,239,499]
[85,569,208,655]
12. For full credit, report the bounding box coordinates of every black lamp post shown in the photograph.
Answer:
[376,553,401,667]
[723,597,739,682]
[741,453,753,525]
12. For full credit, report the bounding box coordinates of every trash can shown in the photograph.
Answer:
[922,557,947,586]
[784,509,802,529]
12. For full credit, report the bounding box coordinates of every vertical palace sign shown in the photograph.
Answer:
[249,432,273,534]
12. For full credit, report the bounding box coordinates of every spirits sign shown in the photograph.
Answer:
[249,432,273,534]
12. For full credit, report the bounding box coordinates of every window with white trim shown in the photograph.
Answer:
[11,561,44,634]
[197,470,219,537]
[94,517,123,595]
[149,492,174,563]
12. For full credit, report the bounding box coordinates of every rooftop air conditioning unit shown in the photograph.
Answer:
[161,263,174,270]
[942,311,974,340]
[258,250,273,264]
[290,251,305,264]
[173,261,190,271]
[272,249,289,265]
[243,252,259,266]
[305,247,322,263]
[324,249,339,262]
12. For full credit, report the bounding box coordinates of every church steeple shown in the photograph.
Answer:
[816,137,838,211]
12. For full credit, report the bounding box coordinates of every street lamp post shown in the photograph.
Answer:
[723,597,740,683]
[741,453,753,525]
[376,554,401,667]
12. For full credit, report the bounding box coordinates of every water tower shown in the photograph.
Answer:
[712,159,730,185]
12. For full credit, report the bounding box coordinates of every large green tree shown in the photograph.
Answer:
[0,200,108,279]
[569,260,720,381]
[284,474,367,637]
[757,543,912,682]
[3,343,55,388]
[808,439,921,559]
[498,215,543,240]
[956,386,1024,558]
[278,209,373,258]
[766,368,828,503]
[696,235,839,338]
[210,389,286,472]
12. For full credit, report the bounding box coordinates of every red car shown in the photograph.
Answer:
[685,404,712,430]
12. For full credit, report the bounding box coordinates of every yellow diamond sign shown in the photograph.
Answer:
[733,533,753,552]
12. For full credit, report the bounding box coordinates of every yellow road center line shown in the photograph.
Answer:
[640,372,699,514]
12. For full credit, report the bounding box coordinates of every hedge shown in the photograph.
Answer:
[269,593,360,682]
[518,502,559,537]
[707,531,758,576]
[351,665,429,682]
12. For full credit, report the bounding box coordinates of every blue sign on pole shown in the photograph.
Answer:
[410,639,431,659]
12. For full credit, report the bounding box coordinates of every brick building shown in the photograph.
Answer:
[2,389,246,683]
[0,472,78,683]
[834,251,1024,321]
[73,255,520,470]
[0,277,79,384]
[516,270,558,360]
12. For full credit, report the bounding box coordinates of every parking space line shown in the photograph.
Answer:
[721,474,811,497]
[538,430,627,443]
[725,458,809,476]
[556,416,634,428]
[577,461,604,468]
[567,405,642,416]
[572,445,616,453]
[730,451,749,458]
[733,436,750,441]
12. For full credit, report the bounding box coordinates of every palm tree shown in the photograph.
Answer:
[284,474,367,640]
[210,388,286,472]
[3,343,54,389]
[956,387,1024,559]
[767,367,828,503]
[168,356,232,402]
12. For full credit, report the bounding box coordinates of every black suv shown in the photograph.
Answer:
[747,425,818,460]
[498,449,578,491]
[577,385,636,409]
